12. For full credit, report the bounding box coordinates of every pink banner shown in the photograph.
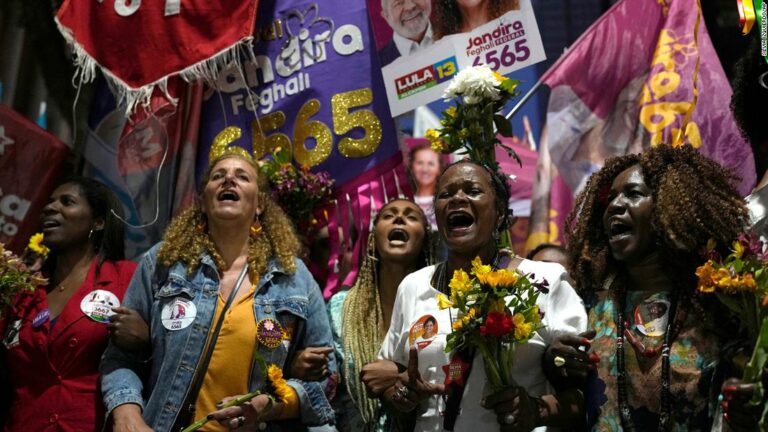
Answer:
[542,0,755,197]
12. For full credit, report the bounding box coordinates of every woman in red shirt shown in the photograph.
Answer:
[0,177,138,431]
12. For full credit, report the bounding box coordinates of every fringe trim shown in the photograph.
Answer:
[55,17,254,116]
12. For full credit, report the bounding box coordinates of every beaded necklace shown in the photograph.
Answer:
[610,274,686,431]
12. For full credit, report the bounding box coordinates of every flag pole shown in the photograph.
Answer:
[504,76,544,120]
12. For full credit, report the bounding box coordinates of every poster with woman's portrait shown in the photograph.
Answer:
[367,0,546,115]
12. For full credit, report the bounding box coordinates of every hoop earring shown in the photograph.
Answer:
[250,219,263,238]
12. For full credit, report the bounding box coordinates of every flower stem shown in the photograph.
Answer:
[181,391,263,432]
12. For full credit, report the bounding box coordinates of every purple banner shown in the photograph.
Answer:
[197,0,399,186]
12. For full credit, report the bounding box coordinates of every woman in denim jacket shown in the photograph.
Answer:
[101,145,337,431]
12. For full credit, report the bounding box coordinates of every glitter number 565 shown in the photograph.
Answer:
[251,87,382,167]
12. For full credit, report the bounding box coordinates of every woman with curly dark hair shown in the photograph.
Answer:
[432,0,520,41]
[562,145,749,430]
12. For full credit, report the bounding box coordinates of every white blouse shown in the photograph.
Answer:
[379,259,587,432]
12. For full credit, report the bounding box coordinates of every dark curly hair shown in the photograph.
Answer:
[566,145,749,299]
[432,0,520,41]
[730,35,768,177]
[436,158,512,232]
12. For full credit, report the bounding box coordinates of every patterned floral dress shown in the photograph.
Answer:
[585,289,720,431]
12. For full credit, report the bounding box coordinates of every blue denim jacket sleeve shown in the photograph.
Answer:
[99,245,159,414]
[285,260,337,426]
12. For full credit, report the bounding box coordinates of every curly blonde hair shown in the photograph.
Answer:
[158,155,300,280]
[340,199,435,424]
[566,145,749,298]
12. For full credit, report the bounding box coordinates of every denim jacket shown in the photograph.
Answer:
[100,243,337,430]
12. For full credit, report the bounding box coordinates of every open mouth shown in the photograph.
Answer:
[388,228,410,245]
[608,220,632,239]
[446,211,474,232]
[217,190,240,202]
[41,219,61,230]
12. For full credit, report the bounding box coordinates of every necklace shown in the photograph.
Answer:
[611,274,685,431]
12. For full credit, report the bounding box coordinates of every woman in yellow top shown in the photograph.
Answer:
[101,134,336,431]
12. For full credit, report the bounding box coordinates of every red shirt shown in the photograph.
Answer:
[1,258,137,432]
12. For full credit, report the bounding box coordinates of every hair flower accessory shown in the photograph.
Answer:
[437,256,545,391]
[425,65,521,170]
[696,232,768,428]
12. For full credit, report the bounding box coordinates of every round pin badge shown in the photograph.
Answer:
[257,318,284,349]
[161,298,197,331]
[409,315,438,350]
[80,290,120,323]
[634,295,671,337]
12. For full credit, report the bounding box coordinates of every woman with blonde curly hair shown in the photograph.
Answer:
[561,145,750,430]
[100,148,336,431]
[432,0,520,41]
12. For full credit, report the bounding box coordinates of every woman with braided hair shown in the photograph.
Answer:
[324,198,434,432]
[564,144,749,430]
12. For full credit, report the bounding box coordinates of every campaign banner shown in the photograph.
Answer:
[368,0,546,115]
[197,0,406,297]
[0,106,68,253]
[83,78,201,259]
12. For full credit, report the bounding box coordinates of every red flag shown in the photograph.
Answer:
[0,106,68,253]
[55,0,258,115]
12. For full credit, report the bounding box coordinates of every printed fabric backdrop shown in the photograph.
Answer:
[197,0,408,298]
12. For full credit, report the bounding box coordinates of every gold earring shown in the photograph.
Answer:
[196,215,207,233]
[250,220,263,237]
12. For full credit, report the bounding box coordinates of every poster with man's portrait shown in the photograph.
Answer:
[367,0,546,115]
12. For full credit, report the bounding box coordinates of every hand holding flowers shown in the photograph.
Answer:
[695,233,768,428]
[436,257,547,392]
[183,362,292,431]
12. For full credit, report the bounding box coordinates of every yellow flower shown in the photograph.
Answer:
[478,269,519,288]
[527,305,541,325]
[449,269,473,301]
[742,273,757,290]
[28,233,50,257]
[492,71,507,84]
[430,140,445,152]
[437,293,454,310]
[452,320,464,331]
[445,106,457,117]
[458,128,470,139]
[512,313,533,340]
[471,256,492,276]
[732,240,744,258]
[267,364,291,403]
[425,128,440,142]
